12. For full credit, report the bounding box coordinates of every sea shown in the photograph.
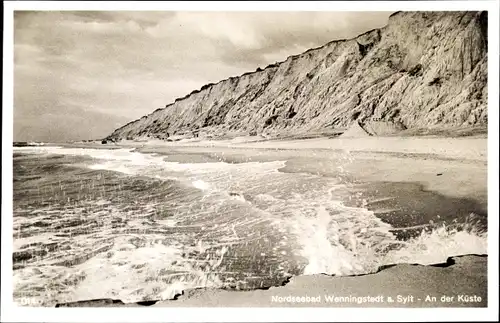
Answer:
[11,144,488,306]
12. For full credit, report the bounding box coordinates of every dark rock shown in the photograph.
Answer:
[408,64,423,77]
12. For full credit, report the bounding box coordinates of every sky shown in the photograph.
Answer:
[13,10,393,142]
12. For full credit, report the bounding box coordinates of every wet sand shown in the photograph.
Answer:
[132,135,487,205]
[57,255,487,308]
[152,254,488,308]
[133,135,488,238]
[63,135,490,308]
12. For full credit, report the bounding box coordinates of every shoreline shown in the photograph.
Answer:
[49,135,488,307]
[60,135,488,246]
[54,135,489,243]
[131,135,488,255]
[56,254,487,308]
[131,135,487,207]
[128,134,487,161]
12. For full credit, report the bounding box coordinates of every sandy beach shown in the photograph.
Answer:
[134,135,488,203]
[7,6,497,322]
[56,134,488,307]
[58,254,487,308]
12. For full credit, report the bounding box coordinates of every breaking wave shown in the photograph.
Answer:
[13,146,487,306]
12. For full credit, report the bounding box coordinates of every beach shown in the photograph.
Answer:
[7,6,497,322]
[48,134,488,307]
[134,135,488,204]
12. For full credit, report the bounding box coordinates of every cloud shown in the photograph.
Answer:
[13,10,392,141]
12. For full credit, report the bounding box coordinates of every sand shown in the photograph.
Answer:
[57,255,487,308]
[133,135,487,206]
[57,135,489,308]
[153,255,488,308]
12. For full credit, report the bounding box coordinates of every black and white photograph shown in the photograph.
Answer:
[2,1,499,322]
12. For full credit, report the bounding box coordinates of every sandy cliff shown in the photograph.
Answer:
[106,11,488,141]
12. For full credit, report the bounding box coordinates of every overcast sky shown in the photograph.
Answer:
[14,11,393,142]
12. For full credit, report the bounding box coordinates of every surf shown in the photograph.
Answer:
[12,146,487,306]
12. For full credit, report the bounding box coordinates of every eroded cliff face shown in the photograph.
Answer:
[106,11,488,141]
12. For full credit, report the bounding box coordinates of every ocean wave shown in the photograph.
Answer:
[12,147,487,306]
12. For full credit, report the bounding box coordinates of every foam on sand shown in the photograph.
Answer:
[13,145,488,306]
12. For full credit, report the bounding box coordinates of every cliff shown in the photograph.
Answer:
[106,11,488,141]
